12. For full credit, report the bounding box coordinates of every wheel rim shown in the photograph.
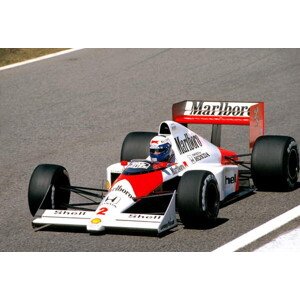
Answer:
[288,148,298,180]
[206,182,219,218]
[52,171,70,209]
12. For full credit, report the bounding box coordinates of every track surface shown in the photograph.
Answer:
[0,49,299,251]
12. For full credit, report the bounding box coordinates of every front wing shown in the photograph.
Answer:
[32,191,177,234]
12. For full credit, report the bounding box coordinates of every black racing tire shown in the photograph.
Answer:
[120,131,157,161]
[28,164,71,216]
[251,135,299,191]
[177,171,220,228]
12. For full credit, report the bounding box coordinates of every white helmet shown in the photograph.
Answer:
[149,135,172,162]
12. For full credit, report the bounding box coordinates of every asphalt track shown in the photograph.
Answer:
[0,49,299,251]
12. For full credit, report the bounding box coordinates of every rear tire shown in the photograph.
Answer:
[120,131,157,161]
[177,171,220,228]
[251,135,299,191]
[28,164,71,216]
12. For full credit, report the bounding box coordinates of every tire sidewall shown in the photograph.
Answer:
[251,136,299,191]
[28,164,70,216]
[177,171,220,227]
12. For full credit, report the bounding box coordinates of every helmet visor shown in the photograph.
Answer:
[150,148,165,154]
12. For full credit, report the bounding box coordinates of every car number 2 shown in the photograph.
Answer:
[97,207,108,215]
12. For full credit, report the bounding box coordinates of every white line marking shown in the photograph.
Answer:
[254,227,300,251]
[0,48,83,71]
[213,205,300,252]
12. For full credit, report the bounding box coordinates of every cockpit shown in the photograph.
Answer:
[122,160,168,175]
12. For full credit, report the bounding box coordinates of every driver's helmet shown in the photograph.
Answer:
[149,135,172,162]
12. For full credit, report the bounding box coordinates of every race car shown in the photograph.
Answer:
[28,101,299,234]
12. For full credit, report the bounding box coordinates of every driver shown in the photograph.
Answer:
[149,135,175,163]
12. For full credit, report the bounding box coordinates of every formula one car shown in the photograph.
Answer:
[28,101,299,234]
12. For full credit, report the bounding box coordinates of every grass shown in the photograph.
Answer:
[0,48,69,67]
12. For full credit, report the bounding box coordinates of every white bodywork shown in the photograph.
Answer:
[33,121,239,234]
[106,121,239,201]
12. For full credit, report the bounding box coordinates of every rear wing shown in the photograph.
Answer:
[172,100,265,149]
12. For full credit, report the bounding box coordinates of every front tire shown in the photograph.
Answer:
[28,164,71,216]
[251,135,299,191]
[177,171,220,228]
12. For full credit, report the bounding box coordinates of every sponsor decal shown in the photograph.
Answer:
[128,161,151,169]
[188,151,210,164]
[169,164,186,175]
[174,133,202,154]
[54,210,86,216]
[187,101,251,117]
[104,195,121,208]
[163,164,187,176]
[188,155,196,164]
[225,174,237,184]
[128,214,162,220]
[91,218,101,224]
[111,185,134,200]
[151,140,159,144]
[160,219,175,231]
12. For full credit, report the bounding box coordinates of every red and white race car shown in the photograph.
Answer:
[28,101,299,234]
